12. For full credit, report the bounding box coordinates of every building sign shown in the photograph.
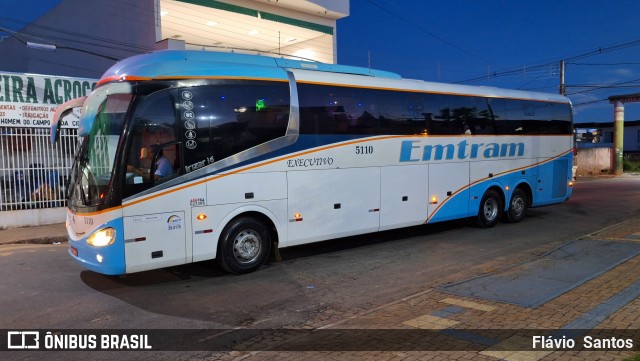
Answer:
[0,72,97,128]
[609,94,640,104]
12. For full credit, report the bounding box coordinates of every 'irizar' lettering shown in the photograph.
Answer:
[399,140,525,162]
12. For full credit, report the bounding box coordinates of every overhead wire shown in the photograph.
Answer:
[0,14,154,54]
[0,26,121,61]
[455,38,640,84]
[567,77,640,95]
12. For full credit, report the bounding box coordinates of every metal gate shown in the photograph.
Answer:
[0,127,79,210]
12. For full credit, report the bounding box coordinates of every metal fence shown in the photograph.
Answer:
[0,127,79,210]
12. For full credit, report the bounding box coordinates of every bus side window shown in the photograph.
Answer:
[179,81,290,173]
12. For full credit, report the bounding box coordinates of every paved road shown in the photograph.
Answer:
[2,176,640,360]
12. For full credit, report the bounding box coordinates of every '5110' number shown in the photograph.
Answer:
[355,145,373,155]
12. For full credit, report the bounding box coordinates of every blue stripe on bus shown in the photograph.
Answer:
[427,152,573,223]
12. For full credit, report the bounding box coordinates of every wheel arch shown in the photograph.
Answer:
[225,211,279,248]
[215,205,283,257]
[484,183,506,209]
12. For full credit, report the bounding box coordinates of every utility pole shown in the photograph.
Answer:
[559,60,566,95]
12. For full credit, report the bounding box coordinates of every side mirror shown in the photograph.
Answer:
[51,96,86,143]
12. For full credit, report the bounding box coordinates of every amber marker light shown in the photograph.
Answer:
[430,196,438,204]
[196,214,207,221]
[96,74,152,86]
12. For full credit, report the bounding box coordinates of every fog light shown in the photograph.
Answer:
[96,254,104,263]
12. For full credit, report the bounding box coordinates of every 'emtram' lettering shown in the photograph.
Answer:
[399,140,525,162]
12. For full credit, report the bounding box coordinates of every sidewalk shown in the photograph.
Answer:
[0,223,67,245]
[218,216,640,360]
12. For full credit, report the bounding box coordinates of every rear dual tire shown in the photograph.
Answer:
[476,189,502,228]
[505,188,528,223]
[476,188,528,227]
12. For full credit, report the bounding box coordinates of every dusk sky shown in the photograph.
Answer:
[3,0,640,123]
[338,0,640,123]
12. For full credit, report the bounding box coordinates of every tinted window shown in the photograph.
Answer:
[504,100,572,134]
[298,83,571,136]
[298,84,379,135]
[298,84,429,136]
[180,80,290,173]
[123,90,180,198]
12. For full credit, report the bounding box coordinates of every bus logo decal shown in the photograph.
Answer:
[399,140,525,162]
[167,215,182,231]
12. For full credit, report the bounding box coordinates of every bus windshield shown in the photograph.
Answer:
[68,93,131,207]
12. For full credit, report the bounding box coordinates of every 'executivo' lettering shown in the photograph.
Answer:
[399,140,525,162]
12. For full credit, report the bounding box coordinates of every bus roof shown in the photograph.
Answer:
[98,50,570,104]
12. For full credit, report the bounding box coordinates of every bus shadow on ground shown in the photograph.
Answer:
[81,218,470,288]
[78,209,558,290]
[77,214,551,326]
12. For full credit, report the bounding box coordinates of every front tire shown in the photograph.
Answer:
[476,189,503,228]
[217,217,271,274]
[505,188,528,223]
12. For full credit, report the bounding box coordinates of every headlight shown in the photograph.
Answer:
[87,227,116,247]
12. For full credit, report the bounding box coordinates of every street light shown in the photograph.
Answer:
[26,42,56,51]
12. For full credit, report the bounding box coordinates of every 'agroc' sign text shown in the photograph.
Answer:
[0,72,97,128]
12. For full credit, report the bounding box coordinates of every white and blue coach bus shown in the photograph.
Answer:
[51,50,574,275]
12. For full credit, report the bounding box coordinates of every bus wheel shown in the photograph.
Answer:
[217,217,271,274]
[506,188,528,223]
[476,189,502,228]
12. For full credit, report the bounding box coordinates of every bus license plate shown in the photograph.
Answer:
[71,246,78,257]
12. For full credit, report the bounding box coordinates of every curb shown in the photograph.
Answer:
[6,236,68,245]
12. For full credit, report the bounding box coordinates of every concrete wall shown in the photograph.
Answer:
[576,147,612,176]
[0,207,65,230]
